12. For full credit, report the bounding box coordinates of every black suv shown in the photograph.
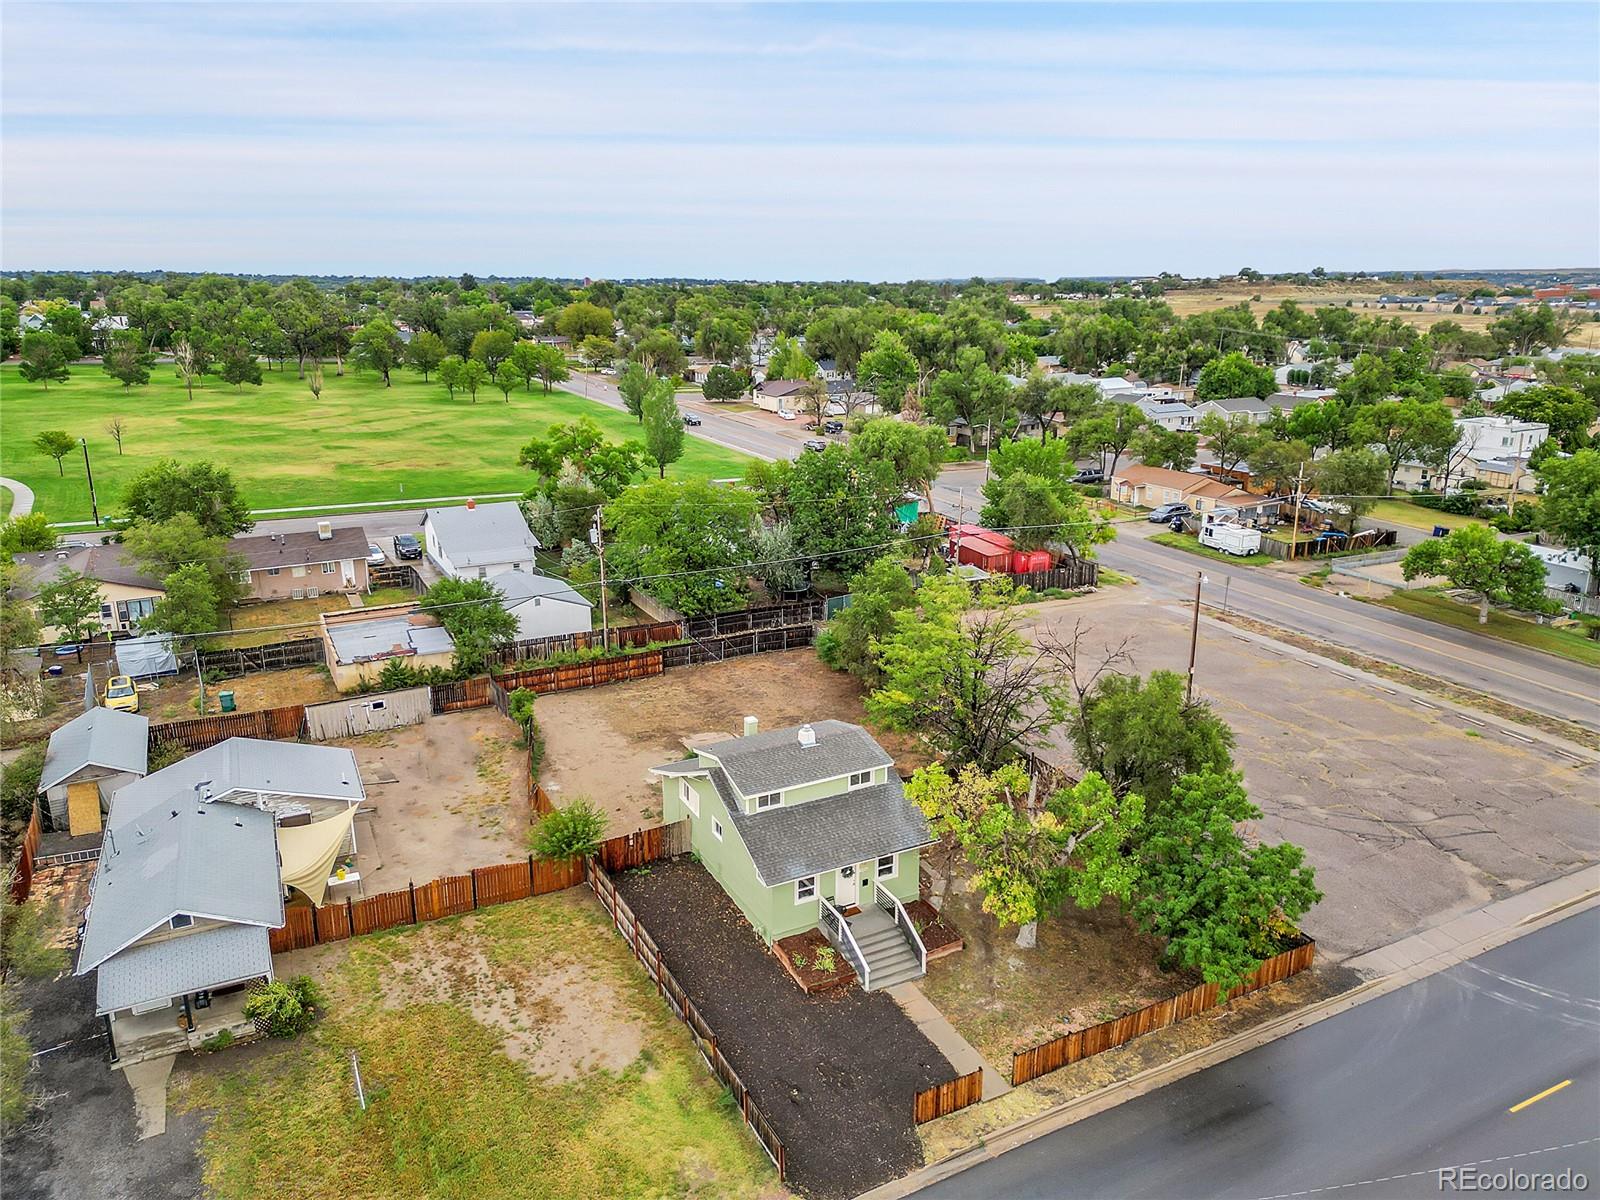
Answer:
[823,420,845,435]
[1072,468,1105,485]
[394,533,423,560]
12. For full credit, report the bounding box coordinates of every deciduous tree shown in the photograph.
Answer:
[351,318,404,386]
[406,330,447,381]
[1195,411,1262,475]
[101,329,153,389]
[816,554,918,684]
[605,479,759,615]
[33,430,75,477]
[418,577,519,672]
[119,460,253,536]
[641,377,685,478]
[18,331,71,388]
[35,569,102,647]
[1194,351,1274,401]
[1536,449,1600,594]
[1401,524,1553,623]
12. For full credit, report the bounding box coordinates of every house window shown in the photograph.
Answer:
[796,876,816,901]
[169,914,194,930]
[513,562,524,571]
[237,571,252,584]
[679,778,699,817]
[754,792,781,810]
[712,818,723,841]
[321,562,335,574]
[291,565,307,578]
[876,854,897,880]
[478,567,487,579]
[267,567,281,577]
[848,770,872,789]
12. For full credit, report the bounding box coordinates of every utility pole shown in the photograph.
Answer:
[1186,570,1204,704]
[953,487,965,569]
[80,438,100,527]
[592,504,610,649]
[1288,458,1308,562]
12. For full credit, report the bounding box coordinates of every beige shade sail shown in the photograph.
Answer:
[276,808,357,906]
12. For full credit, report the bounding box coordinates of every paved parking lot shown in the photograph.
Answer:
[1019,591,1600,961]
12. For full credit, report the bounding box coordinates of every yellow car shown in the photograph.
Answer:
[103,675,140,713]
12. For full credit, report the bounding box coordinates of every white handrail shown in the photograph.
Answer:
[818,894,870,989]
[874,884,926,974]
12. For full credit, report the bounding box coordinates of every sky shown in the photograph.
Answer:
[3,2,1597,281]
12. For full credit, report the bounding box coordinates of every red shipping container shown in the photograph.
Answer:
[956,536,1011,572]
[1026,549,1053,573]
[1010,551,1032,575]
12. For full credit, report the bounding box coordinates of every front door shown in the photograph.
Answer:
[834,863,859,909]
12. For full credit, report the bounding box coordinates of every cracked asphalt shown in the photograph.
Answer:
[1019,591,1600,961]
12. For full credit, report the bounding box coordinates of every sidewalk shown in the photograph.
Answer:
[860,861,1600,1200]
[887,982,1011,1101]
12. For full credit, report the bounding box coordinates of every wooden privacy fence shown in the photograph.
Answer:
[494,650,665,696]
[485,621,683,668]
[148,704,307,752]
[661,624,814,667]
[587,862,786,1180]
[7,805,43,903]
[429,675,493,713]
[197,638,326,677]
[265,822,678,953]
[1013,561,1099,591]
[683,599,824,638]
[1010,939,1317,1085]
[914,1068,984,1124]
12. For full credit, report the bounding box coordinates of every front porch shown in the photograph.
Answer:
[109,987,261,1067]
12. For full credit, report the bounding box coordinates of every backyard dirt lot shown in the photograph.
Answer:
[333,708,532,888]
[143,667,340,724]
[615,858,955,1200]
[534,649,930,833]
[1015,591,1600,962]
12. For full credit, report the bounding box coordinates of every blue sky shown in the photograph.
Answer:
[3,2,1596,280]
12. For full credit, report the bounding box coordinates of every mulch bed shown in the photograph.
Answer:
[773,929,857,993]
[905,899,964,959]
[615,857,956,1200]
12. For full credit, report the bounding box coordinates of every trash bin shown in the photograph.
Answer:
[218,691,236,712]
[1432,525,1449,538]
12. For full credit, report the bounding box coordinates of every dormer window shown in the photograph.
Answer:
[848,771,873,789]
[754,792,781,811]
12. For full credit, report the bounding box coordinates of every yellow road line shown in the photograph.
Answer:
[1509,1079,1572,1113]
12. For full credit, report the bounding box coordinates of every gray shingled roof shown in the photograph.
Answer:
[714,768,933,885]
[39,706,150,792]
[11,543,162,595]
[424,502,540,566]
[109,737,365,833]
[495,571,594,610]
[700,720,891,797]
[95,923,273,1014]
[77,802,283,977]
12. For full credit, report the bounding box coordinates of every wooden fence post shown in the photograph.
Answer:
[409,881,418,924]
[470,869,479,910]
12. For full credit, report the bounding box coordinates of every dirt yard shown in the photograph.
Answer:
[534,648,929,833]
[143,666,340,724]
[333,708,532,888]
[616,857,955,1200]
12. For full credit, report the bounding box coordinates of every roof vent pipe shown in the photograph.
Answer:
[797,723,817,748]
[743,715,758,737]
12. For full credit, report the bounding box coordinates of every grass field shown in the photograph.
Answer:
[1365,499,1487,532]
[0,486,11,519]
[175,892,772,1200]
[1376,589,1600,667]
[1148,531,1273,566]
[0,364,751,523]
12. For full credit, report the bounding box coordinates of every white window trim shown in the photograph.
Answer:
[711,818,723,841]
[795,876,816,902]
[848,770,873,790]
[321,561,336,574]
[876,854,897,880]
[679,778,699,817]
[753,791,781,811]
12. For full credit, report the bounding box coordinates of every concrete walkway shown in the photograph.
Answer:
[886,982,1012,1101]
[0,476,36,517]
[122,1053,175,1140]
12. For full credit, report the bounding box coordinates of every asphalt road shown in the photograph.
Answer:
[917,908,1600,1200]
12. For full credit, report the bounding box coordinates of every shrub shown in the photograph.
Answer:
[242,976,324,1037]
[0,745,44,824]
[1410,493,1478,516]
[529,799,607,860]
[147,738,188,773]
[200,1028,235,1052]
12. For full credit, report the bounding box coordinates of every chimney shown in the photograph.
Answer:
[743,715,758,737]
[797,723,817,748]
[466,498,477,510]
[317,520,333,541]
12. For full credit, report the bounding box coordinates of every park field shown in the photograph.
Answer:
[0,363,751,523]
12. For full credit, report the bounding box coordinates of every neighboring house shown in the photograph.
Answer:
[1392,417,1549,494]
[12,544,164,639]
[494,571,593,642]
[650,718,934,990]
[75,802,284,1065]
[1111,465,1283,520]
[1455,416,1548,459]
[1267,389,1336,410]
[38,705,150,835]
[228,523,370,601]
[422,501,540,580]
[753,378,808,413]
[1136,398,1199,430]
[1193,395,1276,424]
[1528,543,1595,596]
[320,604,456,690]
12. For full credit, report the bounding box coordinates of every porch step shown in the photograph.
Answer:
[870,960,927,990]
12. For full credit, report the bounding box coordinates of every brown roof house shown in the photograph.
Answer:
[1111,465,1282,521]
[228,522,371,601]
[11,544,164,639]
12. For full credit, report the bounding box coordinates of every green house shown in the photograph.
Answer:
[651,718,935,990]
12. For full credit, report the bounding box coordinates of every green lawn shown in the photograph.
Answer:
[1377,589,1600,667]
[1149,531,1273,566]
[1366,499,1486,532]
[0,364,751,523]
[0,486,11,519]
[175,891,772,1200]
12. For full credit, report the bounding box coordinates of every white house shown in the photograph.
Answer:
[422,501,540,580]
[1393,417,1550,493]
[495,571,594,641]
[1454,416,1548,460]
[1136,398,1199,430]
[1528,543,1595,596]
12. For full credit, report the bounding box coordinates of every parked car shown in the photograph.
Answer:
[1071,468,1104,484]
[367,543,388,567]
[681,413,703,427]
[103,674,140,714]
[777,409,797,421]
[393,533,423,560]
[1147,502,1193,523]
[823,420,844,435]
[802,438,829,452]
